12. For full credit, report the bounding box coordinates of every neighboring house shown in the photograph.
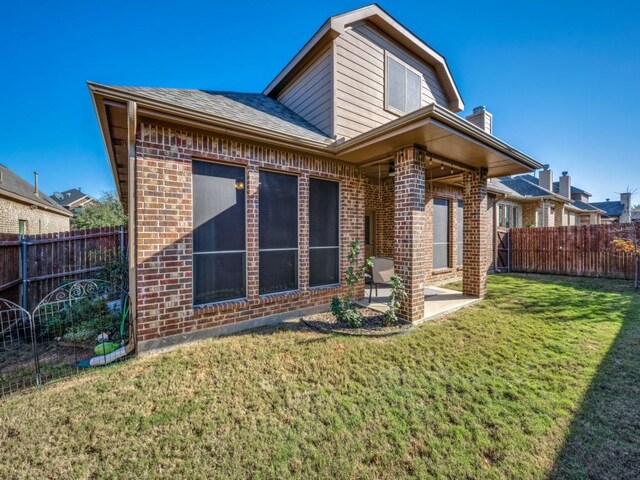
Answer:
[0,164,71,234]
[491,167,604,228]
[592,193,633,223]
[90,4,542,352]
[51,188,95,214]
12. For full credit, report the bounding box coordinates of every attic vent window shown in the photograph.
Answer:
[386,54,421,114]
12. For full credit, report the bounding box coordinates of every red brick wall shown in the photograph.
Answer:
[363,178,394,257]
[365,177,495,286]
[462,169,489,297]
[135,122,364,349]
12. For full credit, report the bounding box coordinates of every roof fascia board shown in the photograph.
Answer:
[262,21,336,97]
[89,83,335,157]
[88,84,124,200]
[336,104,541,170]
[0,190,73,217]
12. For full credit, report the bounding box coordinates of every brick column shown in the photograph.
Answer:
[298,173,310,292]
[462,169,488,297]
[394,147,427,322]
[246,164,260,302]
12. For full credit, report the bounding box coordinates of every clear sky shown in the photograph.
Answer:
[0,0,638,201]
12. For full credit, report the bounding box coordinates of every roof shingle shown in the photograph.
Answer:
[0,164,70,214]
[106,86,333,144]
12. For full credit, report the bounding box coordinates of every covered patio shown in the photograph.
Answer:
[340,104,541,323]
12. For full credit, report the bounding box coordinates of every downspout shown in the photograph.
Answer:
[127,100,137,353]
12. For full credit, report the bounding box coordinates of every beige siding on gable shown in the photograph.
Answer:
[334,22,450,140]
[277,45,333,136]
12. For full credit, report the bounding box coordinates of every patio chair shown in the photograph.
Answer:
[368,257,394,302]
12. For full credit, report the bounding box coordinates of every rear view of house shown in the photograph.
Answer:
[0,164,71,234]
[90,4,542,352]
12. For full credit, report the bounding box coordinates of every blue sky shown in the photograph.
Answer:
[0,0,638,201]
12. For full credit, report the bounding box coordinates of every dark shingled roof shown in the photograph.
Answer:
[106,86,333,144]
[52,188,91,207]
[500,176,554,197]
[0,164,70,214]
[572,200,602,212]
[590,201,626,217]
[516,174,591,197]
[552,182,591,197]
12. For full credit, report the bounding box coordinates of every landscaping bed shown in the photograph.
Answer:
[302,306,412,336]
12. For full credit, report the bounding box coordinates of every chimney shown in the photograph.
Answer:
[559,171,571,198]
[620,192,632,222]
[33,171,39,197]
[539,165,553,192]
[466,106,493,134]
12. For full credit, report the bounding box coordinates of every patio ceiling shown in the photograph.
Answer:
[337,104,541,181]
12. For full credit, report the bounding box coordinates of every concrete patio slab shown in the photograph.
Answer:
[356,285,480,325]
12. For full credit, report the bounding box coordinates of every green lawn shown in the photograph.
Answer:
[0,274,638,479]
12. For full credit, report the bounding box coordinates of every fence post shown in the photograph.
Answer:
[20,235,28,311]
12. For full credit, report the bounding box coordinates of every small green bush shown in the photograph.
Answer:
[331,241,373,328]
[384,275,407,326]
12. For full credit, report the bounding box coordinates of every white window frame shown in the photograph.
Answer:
[384,51,422,115]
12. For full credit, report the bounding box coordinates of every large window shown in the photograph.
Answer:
[259,171,298,294]
[456,200,463,266]
[433,198,450,269]
[192,161,246,305]
[386,54,421,114]
[309,178,340,287]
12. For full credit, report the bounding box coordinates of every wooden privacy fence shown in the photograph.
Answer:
[509,223,639,279]
[0,226,126,311]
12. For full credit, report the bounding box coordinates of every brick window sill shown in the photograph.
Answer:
[193,298,249,316]
[259,290,301,304]
[309,284,342,295]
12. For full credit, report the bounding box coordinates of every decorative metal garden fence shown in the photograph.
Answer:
[0,279,133,398]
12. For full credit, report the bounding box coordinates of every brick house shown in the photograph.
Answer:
[90,4,541,352]
[51,188,95,214]
[592,193,634,223]
[0,164,71,234]
[490,167,604,229]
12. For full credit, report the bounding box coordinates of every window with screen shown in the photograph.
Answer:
[309,178,340,287]
[192,161,246,305]
[386,54,421,114]
[259,171,298,294]
[433,198,450,269]
[457,200,463,266]
[498,204,518,228]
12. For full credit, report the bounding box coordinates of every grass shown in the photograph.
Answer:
[0,274,638,479]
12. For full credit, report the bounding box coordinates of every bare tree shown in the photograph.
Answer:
[611,222,640,290]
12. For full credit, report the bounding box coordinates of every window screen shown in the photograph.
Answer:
[433,198,450,269]
[457,200,463,266]
[309,178,339,287]
[387,55,422,114]
[192,161,246,304]
[259,171,298,294]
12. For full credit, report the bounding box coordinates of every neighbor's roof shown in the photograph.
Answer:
[500,176,556,198]
[572,200,603,212]
[52,188,92,207]
[590,201,625,217]
[487,178,525,199]
[0,164,72,216]
[104,86,333,144]
[262,4,464,111]
[552,182,591,197]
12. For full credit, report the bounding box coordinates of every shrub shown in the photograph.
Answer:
[331,241,373,328]
[384,275,407,326]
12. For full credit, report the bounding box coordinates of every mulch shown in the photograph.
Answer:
[301,306,413,337]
